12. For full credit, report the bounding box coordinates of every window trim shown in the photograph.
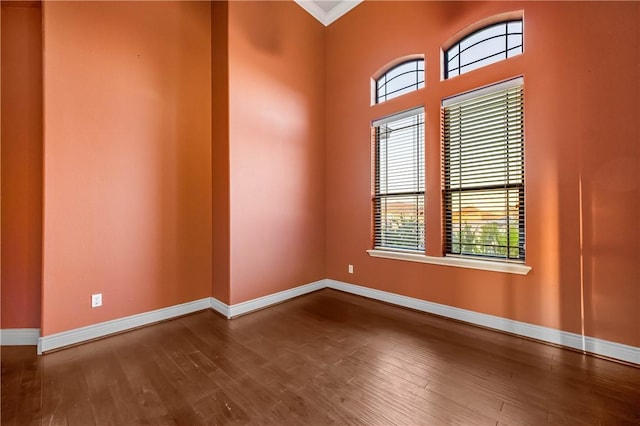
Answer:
[372,106,424,127]
[442,77,523,106]
[367,249,531,275]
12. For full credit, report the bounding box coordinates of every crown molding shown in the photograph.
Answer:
[294,0,363,26]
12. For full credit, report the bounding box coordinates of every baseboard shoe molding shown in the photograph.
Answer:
[0,328,40,346]
[214,279,327,319]
[326,279,640,365]
[37,298,211,354]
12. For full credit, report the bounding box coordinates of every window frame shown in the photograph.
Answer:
[374,59,425,104]
[442,77,525,262]
[444,19,523,79]
[372,107,426,253]
[367,22,531,274]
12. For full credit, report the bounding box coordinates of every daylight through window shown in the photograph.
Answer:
[373,108,425,252]
[443,78,524,261]
[375,59,425,104]
[445,20,523,79]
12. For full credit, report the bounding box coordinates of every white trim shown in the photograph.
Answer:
[226,280,326,318]
[367,249,532,275]
[326,279,640,365]
[584,336,640,364]
[442,76,524,106]
[372,106,424,127]
[0,328,40,346]
[37,298,211,354]
[294,0,363,26]
[35,281,325,354]
[29,279,640,365]
[323,0,362,26]
[209,297,231,319]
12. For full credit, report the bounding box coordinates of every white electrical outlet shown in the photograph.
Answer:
[91,293,102,308]
[348,264,354,274]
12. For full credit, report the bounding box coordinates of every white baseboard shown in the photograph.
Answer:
[210,279,327,319]
[584,336,640,364]
[0,328,40,346]
[326,279,640,365]
[209,296,231,318]
[37,298,211,354]
[36,281,326,354]
[26,278,640,365]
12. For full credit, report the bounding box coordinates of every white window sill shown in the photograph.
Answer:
[367,249,532,275]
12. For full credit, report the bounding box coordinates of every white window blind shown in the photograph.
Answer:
[443,78,524,261]
[373,108,425,252]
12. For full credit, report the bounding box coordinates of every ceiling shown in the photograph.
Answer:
[294,0,363,26]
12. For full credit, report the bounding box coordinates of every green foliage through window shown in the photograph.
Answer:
[443,79,525,261]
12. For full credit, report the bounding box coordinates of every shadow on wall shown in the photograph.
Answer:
[234,1,283,55]
[227,1,326,304]
[1,2,44,329]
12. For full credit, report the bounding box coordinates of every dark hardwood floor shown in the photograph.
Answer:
[2,289,639,425]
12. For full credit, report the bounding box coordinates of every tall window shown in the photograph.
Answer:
[373,108,425,251]
[443,78,524,261]
[375,59,424,104]
[445,20,523,79]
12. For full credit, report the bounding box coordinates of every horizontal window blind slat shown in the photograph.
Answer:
[374,109,425,252]
[443,79,525,261]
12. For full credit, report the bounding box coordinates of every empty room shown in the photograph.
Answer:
[1,0,639,424]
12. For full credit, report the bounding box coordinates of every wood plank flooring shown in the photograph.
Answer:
[2,289,640,425]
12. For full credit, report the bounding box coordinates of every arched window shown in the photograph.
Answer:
[445,20,523,79]
[375,59,424,104]
[371,59,425,251]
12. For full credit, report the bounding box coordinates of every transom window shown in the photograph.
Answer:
[375,59,425,104]
[373,108,425,252]
[445,20,523,79]
[369,16,528,272]
[443,78,525,261]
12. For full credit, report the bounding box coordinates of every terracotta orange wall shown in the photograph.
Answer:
[211,1,231,304]
[1,2,43,329]
[325,1,639,347]
[227,1,326,304]
[577,2,640,346]
[41,1,212,335]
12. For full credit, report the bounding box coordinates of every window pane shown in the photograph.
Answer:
[460,23,504,51]
[447,51,460,71]
[377,113,424,193]
[446,188,522,258]
[386,61,418,81]
[461,36,506,65]
[508,21,522,33]
[376,59,425,103]
[375,195,425,251]
[508,34,523,51]
[374,111,425,252]
[445,20,523,79]
[443,81,524,260]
